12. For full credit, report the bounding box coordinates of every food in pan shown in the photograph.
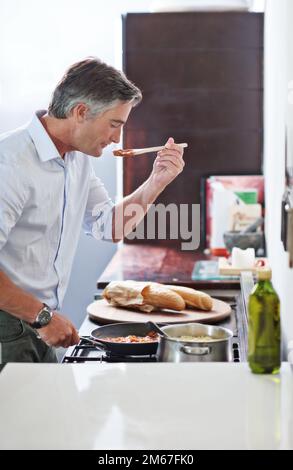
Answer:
[100,332,158,343]
[175,335,215,342]
[102,280,213,312]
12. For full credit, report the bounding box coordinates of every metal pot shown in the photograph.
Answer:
[156,323,233,362]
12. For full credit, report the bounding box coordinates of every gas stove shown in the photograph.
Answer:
[62,339,157,363]
[62,282,250,364]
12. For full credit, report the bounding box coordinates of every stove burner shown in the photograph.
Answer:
[62,337,157,363]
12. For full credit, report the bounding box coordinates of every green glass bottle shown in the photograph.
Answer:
[248,268,281,374]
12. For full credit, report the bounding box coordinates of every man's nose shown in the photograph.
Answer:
[112,127,122,144]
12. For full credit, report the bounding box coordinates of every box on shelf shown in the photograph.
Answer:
[205,175,265,255]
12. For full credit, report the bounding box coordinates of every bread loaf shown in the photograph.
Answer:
[165,285,213,311]
[103,280,185,312]
[103,280,155,312]
[142,283,185,311]
[103,281,212,312]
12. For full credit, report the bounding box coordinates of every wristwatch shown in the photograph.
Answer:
[30,304,53,329]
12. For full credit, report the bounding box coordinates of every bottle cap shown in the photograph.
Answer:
[257,267,272,281]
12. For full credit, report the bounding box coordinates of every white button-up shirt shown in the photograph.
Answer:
[0,110,114,310]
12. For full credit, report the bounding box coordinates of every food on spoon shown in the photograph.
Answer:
[113,149,134,157]
[103,280,185,312]
[165,285,213,311]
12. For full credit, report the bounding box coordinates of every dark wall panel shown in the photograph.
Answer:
[125,12,264,50]
[122,12,264,249]
[126,50,263,90]
[127,90,263,132]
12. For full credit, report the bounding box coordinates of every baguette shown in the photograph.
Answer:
[142,283,185,311]
[103,280,185,312]
[165,285,213,311]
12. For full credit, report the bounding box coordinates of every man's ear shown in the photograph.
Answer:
[71,103,89,123]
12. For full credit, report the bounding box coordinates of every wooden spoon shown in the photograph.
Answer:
[113,142,188,157]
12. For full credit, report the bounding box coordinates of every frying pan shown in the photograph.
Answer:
[82,322,159,356]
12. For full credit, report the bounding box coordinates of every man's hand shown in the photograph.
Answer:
[150,137,185,190]
[37,312,80,348]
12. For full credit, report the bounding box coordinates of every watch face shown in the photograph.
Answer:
[39,308,52,326]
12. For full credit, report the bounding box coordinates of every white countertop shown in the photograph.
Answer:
[0,362,292,450]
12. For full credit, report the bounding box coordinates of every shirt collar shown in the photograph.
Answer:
[27,110,63,162]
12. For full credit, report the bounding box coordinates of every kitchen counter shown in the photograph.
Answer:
[97,244,239,289]
[0,362,292,450]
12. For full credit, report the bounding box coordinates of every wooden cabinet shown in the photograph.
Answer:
[122,12,264,249]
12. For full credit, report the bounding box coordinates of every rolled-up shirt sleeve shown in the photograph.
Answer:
[82,165,114,242]
[0,162,28,252]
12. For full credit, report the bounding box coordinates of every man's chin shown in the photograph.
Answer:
[87,149,103,158]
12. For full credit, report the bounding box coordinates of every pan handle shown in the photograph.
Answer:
[79,336,110,352]
[146,321,168,338]
[180,346,211,356]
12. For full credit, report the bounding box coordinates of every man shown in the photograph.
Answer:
[0,58,185,363]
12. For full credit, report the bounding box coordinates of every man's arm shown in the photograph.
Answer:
[0,270,43,322]
[112,173,162,242]
[112,137,185,242]
[0,270,79,347]
[0,161,79,347]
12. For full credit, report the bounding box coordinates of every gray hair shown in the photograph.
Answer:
[48,57,142,119]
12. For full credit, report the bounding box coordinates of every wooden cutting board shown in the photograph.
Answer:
[218,257,269,276]
[87,298,232,325]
